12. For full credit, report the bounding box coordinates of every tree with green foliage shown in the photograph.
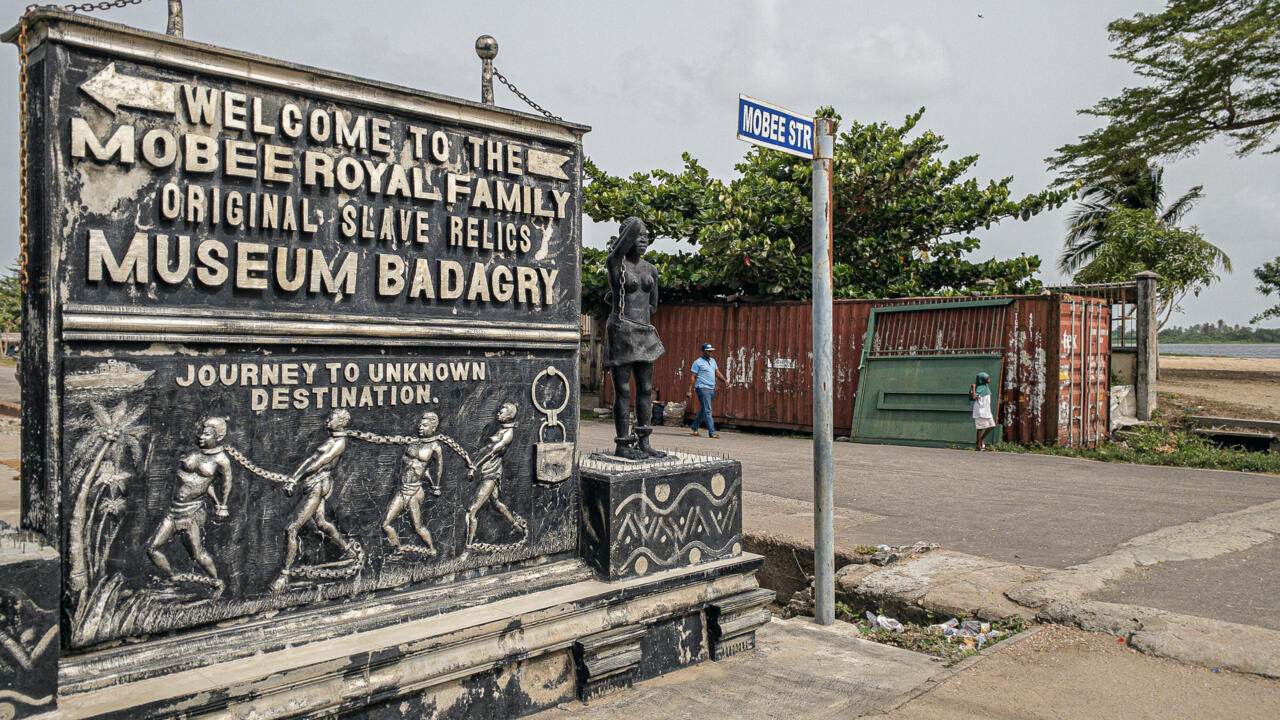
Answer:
[583,108,1069,312]
[0,263,20,355]
[1161,321,1280,342]
[1072,207,1226,327]
[1060,157,1218,273]
[1252,258,1280,323]
[1048,0,1280,185]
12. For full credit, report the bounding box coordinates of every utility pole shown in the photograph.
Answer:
[811,117,835,625]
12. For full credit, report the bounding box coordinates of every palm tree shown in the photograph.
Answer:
[1059,158,1230,275]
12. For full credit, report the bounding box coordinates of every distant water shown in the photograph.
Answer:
[1161,343,1280,359]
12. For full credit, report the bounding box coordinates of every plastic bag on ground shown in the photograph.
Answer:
[864,611,904,633]
[928,618,959,634]
[663,402,686,423]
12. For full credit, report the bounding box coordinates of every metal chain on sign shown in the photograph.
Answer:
[16,8,33,291]
[16,0,150,292]
[41,0,148,13]
[223,445,293,484]
[347,429,474,467]
[492,66,562,121]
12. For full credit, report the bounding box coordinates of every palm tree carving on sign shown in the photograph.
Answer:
[62,360,155,647]
[66,401,147,605]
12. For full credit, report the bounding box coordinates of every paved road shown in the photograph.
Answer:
[0,366,19,526]
[1092,537,1280,631]
[581,420,1280,630]
[0,364,16,404]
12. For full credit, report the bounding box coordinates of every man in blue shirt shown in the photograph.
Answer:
[685,343,729,438]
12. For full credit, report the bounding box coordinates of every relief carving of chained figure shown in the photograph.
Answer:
[381,412,447,556]
[271,409,361,593]
[463,402,527,552]
[146,417,233,599]
[604,216,667,460]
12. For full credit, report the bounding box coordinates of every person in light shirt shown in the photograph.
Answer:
[970,372,997,451]
[685,343,729,438]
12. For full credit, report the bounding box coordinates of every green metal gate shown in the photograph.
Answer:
[851,300,1009,448]
[852,354,1003,447]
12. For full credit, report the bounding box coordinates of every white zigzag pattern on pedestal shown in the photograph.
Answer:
[613,476,741,573]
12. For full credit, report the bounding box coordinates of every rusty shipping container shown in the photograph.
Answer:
[600,294,1110,447]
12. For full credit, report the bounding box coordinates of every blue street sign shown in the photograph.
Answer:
[737,94,814,159]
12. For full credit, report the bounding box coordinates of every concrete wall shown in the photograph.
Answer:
[1111,349,1137,384]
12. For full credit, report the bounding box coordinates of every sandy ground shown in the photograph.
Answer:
[1159,354,1280,420]
[880,625,1280,720]
[1160,355,1280,375]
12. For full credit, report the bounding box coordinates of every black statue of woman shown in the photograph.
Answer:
[604,217,667,460]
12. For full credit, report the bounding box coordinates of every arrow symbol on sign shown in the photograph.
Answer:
[526,149,570,181]
[80,63,177,116]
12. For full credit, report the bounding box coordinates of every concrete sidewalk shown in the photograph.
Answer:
[580,420,1280,633]
[529,617,945,720]
[560,418,1280,716]
[531,619,1280,719]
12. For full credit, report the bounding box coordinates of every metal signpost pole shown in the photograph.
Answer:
[811,117,835,625]
[735,94,830,624]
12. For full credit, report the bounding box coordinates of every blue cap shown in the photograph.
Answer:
[701,343,715,351]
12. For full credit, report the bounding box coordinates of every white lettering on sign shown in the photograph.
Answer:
[173,360,488,411]
[65,70,576,311]
[738,95,814,158]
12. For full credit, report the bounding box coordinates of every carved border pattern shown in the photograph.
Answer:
[613,473,741,576]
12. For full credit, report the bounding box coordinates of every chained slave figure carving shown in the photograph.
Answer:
[604,216,667,460]
[272,409,361,593]
[146,417,233,599]
[464,402,528,552]
[381,412,446,556]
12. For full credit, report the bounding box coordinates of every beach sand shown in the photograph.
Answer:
[1158,354,1280,420]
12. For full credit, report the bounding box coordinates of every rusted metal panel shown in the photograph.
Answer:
[1001,296,1054,444]
[1055,295,1111,446]
[868,300,1009,357]
[600,294,1108,446]
[648,303,822,432]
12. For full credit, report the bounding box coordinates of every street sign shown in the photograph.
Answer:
[737,94,814,158]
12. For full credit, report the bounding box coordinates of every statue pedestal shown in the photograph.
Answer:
[579,452,745,580]
[576,451,771,670]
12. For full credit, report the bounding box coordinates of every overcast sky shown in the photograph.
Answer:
[1,0,1276,326]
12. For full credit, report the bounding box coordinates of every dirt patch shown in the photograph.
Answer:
[1157,356,1280,421]
[1160,388,1280,421]
[743,531,865,607]
[847,614,1029,667]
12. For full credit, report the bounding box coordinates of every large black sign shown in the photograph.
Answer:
[20,13,586,647]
